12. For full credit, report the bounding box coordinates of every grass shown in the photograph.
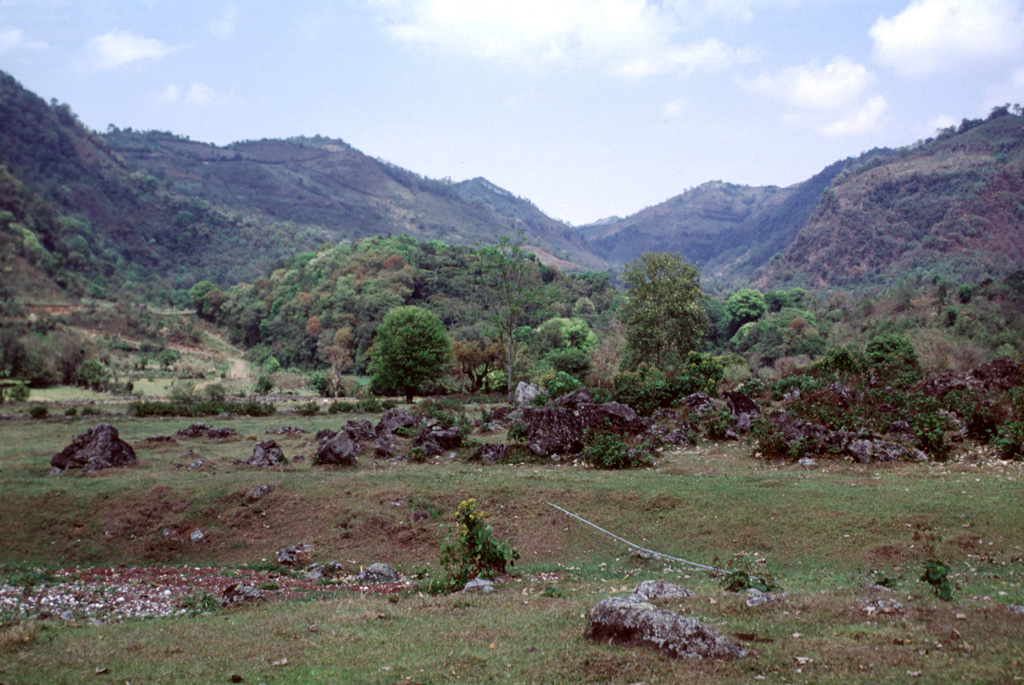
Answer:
[1,411,1022,682]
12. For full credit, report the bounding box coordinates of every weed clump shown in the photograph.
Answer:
[427,498,519,594]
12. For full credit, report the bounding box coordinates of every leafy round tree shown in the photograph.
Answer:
[371,305,452,403]
[727,289,767,328]
[619,252,708,373]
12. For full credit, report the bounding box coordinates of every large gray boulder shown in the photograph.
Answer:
[375,408,420,437]
[515,382,547,406]
[584,596,747,660]
[578,401,642,433]
[313,431,360,466]
[523,407,584,456]
[50,423,138,473]
[723,390,759,417]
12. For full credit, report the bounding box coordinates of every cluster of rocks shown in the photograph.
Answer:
[584,580,747,660]
[762,409,929,463]
[476,384,762,462]
[172,423,240,440]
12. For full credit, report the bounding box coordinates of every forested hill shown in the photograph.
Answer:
[0,70,605,306]
[582,108,1024,292]
[0,71,332,302]
[755,109,1024,290]
[101,131,608,271]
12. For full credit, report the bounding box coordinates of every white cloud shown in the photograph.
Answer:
[208,6,238,38]
[373,0,756,76]
[0,26,48,54]
[662,97,687,118]
[155,84,181,103]
[818,95,888,136]
[155,82,221,106]
[185,82,217,106]
[871,0,1024,77]
[614,38,757,77]
[745,57,885,137]
[87,29,181,69]
[745,57,874,110]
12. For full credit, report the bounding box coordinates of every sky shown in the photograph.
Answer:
[2,1,1024,225]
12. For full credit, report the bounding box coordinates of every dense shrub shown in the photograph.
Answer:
[130,399,275,417]
[611,352,723,416]
[542,370,582,398]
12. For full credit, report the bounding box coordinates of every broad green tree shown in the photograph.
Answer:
[619,252,707,372]
[480,235,540,401]
[726,288,767,333]
[371,305,451,403]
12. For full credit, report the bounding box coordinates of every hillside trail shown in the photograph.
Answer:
[191,332,249,390]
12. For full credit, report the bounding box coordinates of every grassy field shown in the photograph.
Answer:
[1,408,1022,683]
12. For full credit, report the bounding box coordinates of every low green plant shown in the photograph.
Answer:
[704,406,735,440]
[295,400,320,416]
[507,422,528,444]
[542,370,582,398]
[434,498,519,593]
[355,397,382,413]
[28,405,48,419]
[721,569,779,593]
[63,407,78,417]
[920,559,953,600]
[328,400,356,414]
[178,591,220,616]
[8,382,30,403]
[581,430,653,470]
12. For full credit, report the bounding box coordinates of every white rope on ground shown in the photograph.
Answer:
[545,501,742,578]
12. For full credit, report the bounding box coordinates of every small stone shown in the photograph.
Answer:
[356,563,399,583]
[190,529,204,542]
[463,577,495,593]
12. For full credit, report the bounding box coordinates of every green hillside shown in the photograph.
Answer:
[102,130,608,271]
[0,71,331,302]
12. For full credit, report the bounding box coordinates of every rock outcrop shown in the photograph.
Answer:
[50,423,138,473]
[584,596,747,660]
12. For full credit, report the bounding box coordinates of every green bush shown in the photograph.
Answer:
[9,381,30,402]
[355,397,382,413]
[437,498,519,590]
[865,334,920,382]
[72,359,107,390]
[611,352,723,416]
[920,559,953,600]
[582,429,653,470]
[308,370,332,398]
[295,400,320,416]
[130,399,275,418]
[327,400,356,414]
[507,422,527,443]
[29,404,48,419]
[253,374,274,395]
[542,370,582,398]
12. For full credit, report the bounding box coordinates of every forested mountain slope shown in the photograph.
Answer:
[102,131,607,271]
[0,71,330,301]
[756,110,1024,290]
